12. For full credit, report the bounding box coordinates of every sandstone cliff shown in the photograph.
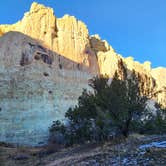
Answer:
[0,2,165,145]
[0,31,93,145]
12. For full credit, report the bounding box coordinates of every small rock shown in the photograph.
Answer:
[13,154,29,160]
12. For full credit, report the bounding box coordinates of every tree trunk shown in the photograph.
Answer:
[122,127,129,137]
[121,117,131,137]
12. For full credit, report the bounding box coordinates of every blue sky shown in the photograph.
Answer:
[0,0,165,68]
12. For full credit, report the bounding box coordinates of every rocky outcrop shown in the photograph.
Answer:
[89,33,164,107]
[0,2,99,74]
[0,2,56,47]
[151,68,166,107]
[90,34,111,53]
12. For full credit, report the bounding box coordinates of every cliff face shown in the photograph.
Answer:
[0,2,165,145]
[0,31,93,145]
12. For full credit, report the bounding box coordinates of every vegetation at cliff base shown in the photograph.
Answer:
[49,69,166,145]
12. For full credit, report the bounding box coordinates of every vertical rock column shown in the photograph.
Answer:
[14,2,57,49]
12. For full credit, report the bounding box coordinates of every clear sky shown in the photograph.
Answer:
[0,0,165,68]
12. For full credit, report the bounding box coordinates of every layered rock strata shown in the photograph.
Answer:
[0,32,92,145]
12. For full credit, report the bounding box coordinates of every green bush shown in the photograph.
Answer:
[140,109,166,134]
[49,120,66,144]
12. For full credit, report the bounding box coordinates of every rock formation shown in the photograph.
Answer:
[0,2,99,74]
[0,32,93,145]
[151,68,166,107]
[0,2,165,145]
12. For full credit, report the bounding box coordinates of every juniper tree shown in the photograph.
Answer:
[89,71,147,137]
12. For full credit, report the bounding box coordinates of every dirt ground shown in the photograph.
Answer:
[0,134,166,166]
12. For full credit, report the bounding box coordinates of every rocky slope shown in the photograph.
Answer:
[0,2,165,145]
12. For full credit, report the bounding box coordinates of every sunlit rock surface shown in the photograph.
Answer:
[151,68,166,107]
[0,2,99,74]
[0,2,165,145]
